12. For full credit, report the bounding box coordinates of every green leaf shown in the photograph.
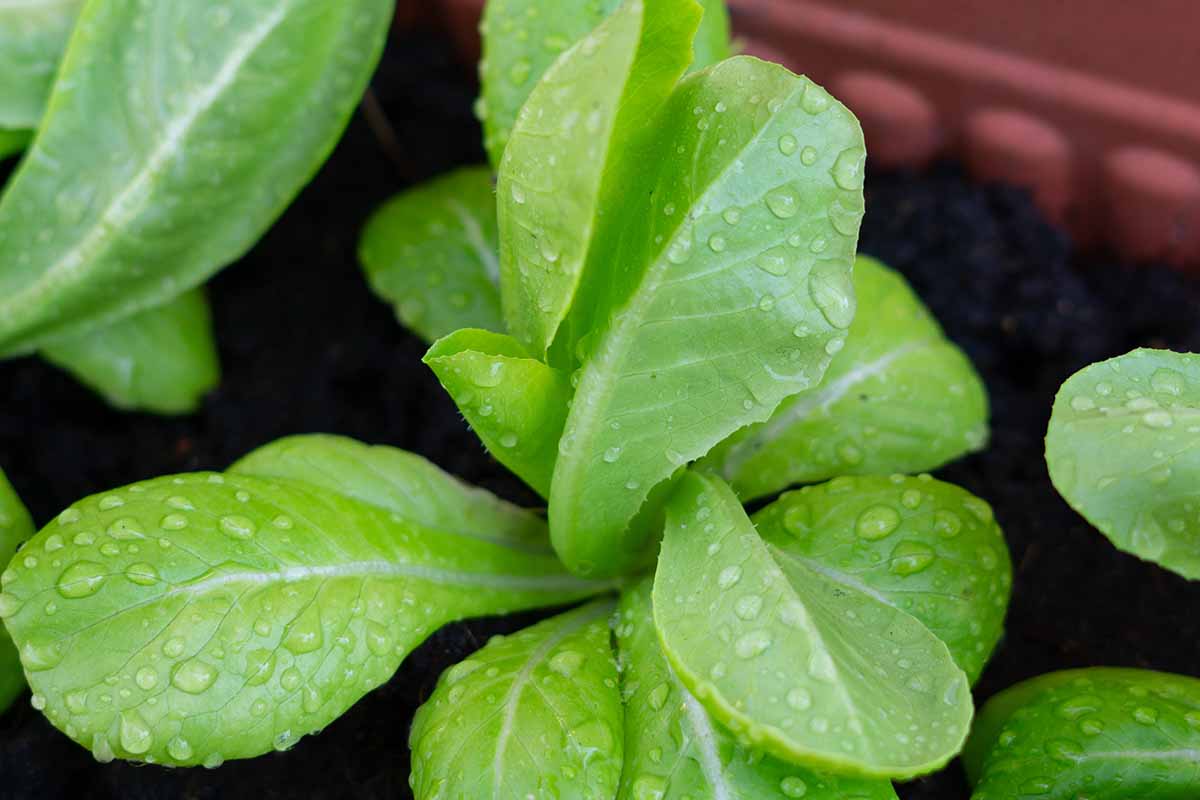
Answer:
[230,433,554,555]
[654,472,971,779]
[0,0,394,355]
[616,577,899,800]
[359,166,504,343]
[550,57,865,577]
[497,0,703,357]
[40,289,219,415]
[751,474,1011,685]
[963,668,1200,800]
[0,469,609,765]
[410,598,622,798]
[424,329,571,498]
[0,129,32,161]
[478,0,729,169]
[704,255,989,501]
[478,0,621,169]
[0,467,34,711]
[1045,348,1200,579]
[0,0,81,128]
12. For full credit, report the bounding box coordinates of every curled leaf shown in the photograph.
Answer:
[654,472,971,778]
[0,0,394,354]
[497,0,702,357]
[424,329,571,498]
[2,459,607,765]
[706,255,989,501]
[359,166,504,343]
[478,0,729,169]
[550,56,865,577]
[1046,348,1200,579]
[752,474,1011,684]
[410,599,622,798]
[963,668,1200,800]
[617,577,898,799]
[41,289,219,415]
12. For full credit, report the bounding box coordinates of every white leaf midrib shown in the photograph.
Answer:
[2,2,291,321]
[720,337,935,480]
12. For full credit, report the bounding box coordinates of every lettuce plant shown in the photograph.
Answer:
[963,668,1200,799]
[0,435,610,766]
[2,0,1011,790]
[0,0,394,413]
[1046,348,1200,579]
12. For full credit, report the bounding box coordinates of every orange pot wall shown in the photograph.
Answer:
[419,0,1200,269]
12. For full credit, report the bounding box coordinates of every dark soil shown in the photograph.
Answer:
[2,23,1199,800]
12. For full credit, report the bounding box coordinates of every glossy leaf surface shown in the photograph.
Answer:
[410,599,622,799]
[550,57,865,577]
[478,0,729,169]
[424,329,570,498]
[706,255,989,501]
[41,290,219,415]
[1045,348,1200,579]
[752,474,1011,684]
[0,468,34,711]
[359,166,503,343]
[0,0,81,128]
[230,434,553,554]
[963,668,1200,800]
[497,0,702,356]
[654,472,971,778]
[0,0,393,354]
[617,578,898,800]
[1,469,608,765]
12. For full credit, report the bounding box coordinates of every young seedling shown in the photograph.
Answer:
[410,468,1011,796]
[1046,348,1200,579]
[0,435,610,766]
[0,0,393,413]
[963,668,1200,799]
[0,467,33,712]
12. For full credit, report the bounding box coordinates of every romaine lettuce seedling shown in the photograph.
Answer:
[0,0,393,413]
[963,668,1200,799]
[0,435,609,766]
[1046,348,1200,579]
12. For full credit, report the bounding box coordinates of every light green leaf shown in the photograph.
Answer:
[0,0,393,355]
[0,467,34,711]
[0,470,609,765]
[705,255,989,501]
[751,474,1011,684]
[497,0,703,357]
[359,166,504,343]
[0,129,32,161]
[654,472,971,779]
[410,598,622,799]
[1045,348,1200,579]
[40,289,219,415]
[617,577,898,800]
[230,433,553,555]
[477,0,729,170]
[550,57,865,577]
[425,329,570,498]
[963,668,1200,800]
[0,0,82,129]
[478,0,621,169]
